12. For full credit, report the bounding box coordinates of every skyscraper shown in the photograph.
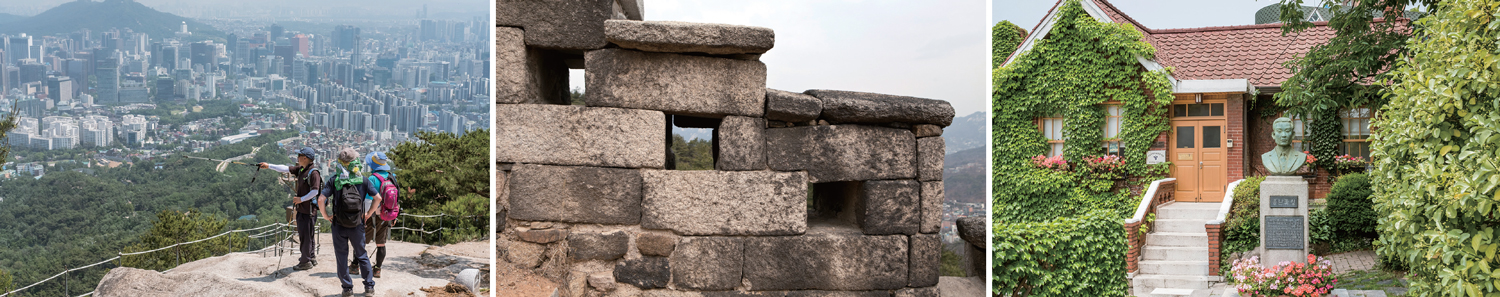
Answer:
[6,34,31,66]
[334,25,359,51]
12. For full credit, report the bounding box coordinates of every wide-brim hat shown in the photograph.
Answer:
[366,151,392,172]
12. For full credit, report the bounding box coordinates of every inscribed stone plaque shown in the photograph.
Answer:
[1269,195,1299,208]
[1264,215,1304,250]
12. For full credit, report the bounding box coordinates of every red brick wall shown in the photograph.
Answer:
[1228,94,1245,182]
[1245,94,1334,199]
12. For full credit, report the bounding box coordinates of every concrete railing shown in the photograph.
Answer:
[1125,178,1176,273]
[1205,179,1245,277]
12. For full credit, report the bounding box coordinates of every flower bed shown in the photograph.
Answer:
[1230,254,1337,297]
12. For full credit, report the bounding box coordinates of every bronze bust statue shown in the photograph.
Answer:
[1261,117,1307,175]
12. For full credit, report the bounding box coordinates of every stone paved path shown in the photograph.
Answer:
[1327,250,1378,275]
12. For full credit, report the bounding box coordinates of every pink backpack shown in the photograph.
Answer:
[374,172,400,221]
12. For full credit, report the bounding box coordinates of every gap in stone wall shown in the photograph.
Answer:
[809,181,865,233]
[669,114,719,170]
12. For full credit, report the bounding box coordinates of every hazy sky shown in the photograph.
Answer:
[570,0,990,116]
[994,0,1278,29]
[0,0,487,20]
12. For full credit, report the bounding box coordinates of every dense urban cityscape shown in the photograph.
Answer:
[0,1,490,179]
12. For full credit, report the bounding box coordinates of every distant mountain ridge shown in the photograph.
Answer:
[0,13,25,24]
[944,111,986,154]
[0,0,223,41]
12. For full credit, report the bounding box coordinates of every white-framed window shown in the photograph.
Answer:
[1341,108,1371,158]
[1038,115,1064,157]
[1103,104,1122,155]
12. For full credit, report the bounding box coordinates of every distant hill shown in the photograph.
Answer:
[944,111,987,154]
[0,13,25,24]
[943,146,985,205]
[0,0,223,41]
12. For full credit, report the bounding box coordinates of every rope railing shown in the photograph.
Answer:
[0,222,293,297]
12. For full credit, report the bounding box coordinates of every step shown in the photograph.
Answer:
[1150,288,1196,296]
[1160,202,1222,209]
[1154,219,1208,233]
[1156,208,1219,220]
[1139,260,1210,275]
[1132,274,1211,290]
[1142,246,1209,262]
[1145,232,1208,247]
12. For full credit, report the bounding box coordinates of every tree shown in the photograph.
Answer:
[992,20,1028,69]
[387,129,489,244]
[1374,0,1500,294]
[670,134,713,170]
[0,97,16,163]
[1272,0,1432,166]
[0,269,13,296]
[119,209,248,271]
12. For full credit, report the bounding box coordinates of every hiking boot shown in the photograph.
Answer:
[349,261,358,275]
[292,262,314,271]
[340,288,353,297]
[373,267,381,278]
[364,286,375,296]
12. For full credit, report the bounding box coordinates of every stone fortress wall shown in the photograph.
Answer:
[497,0,956,296]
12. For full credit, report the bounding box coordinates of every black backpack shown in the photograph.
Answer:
[331,178,365,228]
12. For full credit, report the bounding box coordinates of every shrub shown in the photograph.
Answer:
[1223,176,1265,255]
[993,209,1126,297]
[1229,254,1337,297]
[1325,173,1374,240]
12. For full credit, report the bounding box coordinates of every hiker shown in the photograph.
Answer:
[361,152,400,278]
[320,148,381,297]
[257,147,321,271]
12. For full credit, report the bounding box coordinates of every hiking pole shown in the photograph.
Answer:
[183,155,264,183]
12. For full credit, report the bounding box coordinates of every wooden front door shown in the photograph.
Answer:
[1169,101,1229,202]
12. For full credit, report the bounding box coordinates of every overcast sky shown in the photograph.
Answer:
[569,0,990,116]
[994,0,1279,29]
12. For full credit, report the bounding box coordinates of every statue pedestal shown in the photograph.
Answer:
[1258,176,1309,266]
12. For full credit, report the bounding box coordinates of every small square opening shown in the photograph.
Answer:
[807,181,864,232]
[666,115,718,170]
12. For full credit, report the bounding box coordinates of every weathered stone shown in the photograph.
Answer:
[585,49,766,118]
[604,20,775,55]
[908,234,940,287]
[670,237,743,290]
[744,234,908,290]
[912,124,943,137]
[895,287,940,297]
[589,271,617,291]
[614,256,670,289]
[716,116,766,170]
[703,291,893,297]
[636,233,678,257]
[517,229,570,244]
[764,88,822,125]
[496,0,618,50]
[957,217,986,249]
[859,180,920,235]
[497,26,569,104]
[508,164,643,224]
[497,169,509,231]
[641,170,808,236]
[805,89,955,127]
[568,231,629,261]
[531,222,554,229]
[917,137,944,181]
[496,104,665,168]
[765,125,917,183]
[920,181,943,234]
[505,240,546,268]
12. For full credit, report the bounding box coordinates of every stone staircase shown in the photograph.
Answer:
[1133,202,1220,296]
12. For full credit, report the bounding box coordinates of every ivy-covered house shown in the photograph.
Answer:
[1002,0,1351,201]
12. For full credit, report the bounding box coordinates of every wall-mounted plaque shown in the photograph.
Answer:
[1269,195,1299,208]
[1146,150,1166,164]
[1265,215,1305,250]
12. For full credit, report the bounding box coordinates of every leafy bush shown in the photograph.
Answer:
[1229,254,1337,297]
[993,209,1126,297]
[1223,176,1266,255]
[1325,173,1374,240]
[1371,0,1500,294]
[992,20,1027,69]
[119,209,249,271]
[1308,208,1334,245]
[940,248,967,277]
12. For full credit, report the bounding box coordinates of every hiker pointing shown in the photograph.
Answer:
[319,148,379,297]
[257,147,321,271]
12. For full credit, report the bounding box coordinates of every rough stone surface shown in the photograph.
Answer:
[614,256,670,289]
[507,240,547,268]
[895,286,940,297]
[498,169,509,231]
[670,237,744,290]
[568,231,630,261]
[605,20,775,55]
[701,291,894,297]
[765,125,917,183]
[859,180,920,235]
[518,229,570,244]
[912,124,943,137]
[937,277,985,297]
[805,89,956,127]
[496,104,665,168]
[908,234,940,287]
[743,234,908,290]
[497,27,569,104]
[957,217,986,249]
[764,88,822,124]
[496,0,615,50]
[589,271,617,291]
[716,116,767,170]
[586,49,766,118]
[636,232,678,257]
[920,181,943,234]
[508,164,644,224]
[641,170,808,236]
[917,137,944,181]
